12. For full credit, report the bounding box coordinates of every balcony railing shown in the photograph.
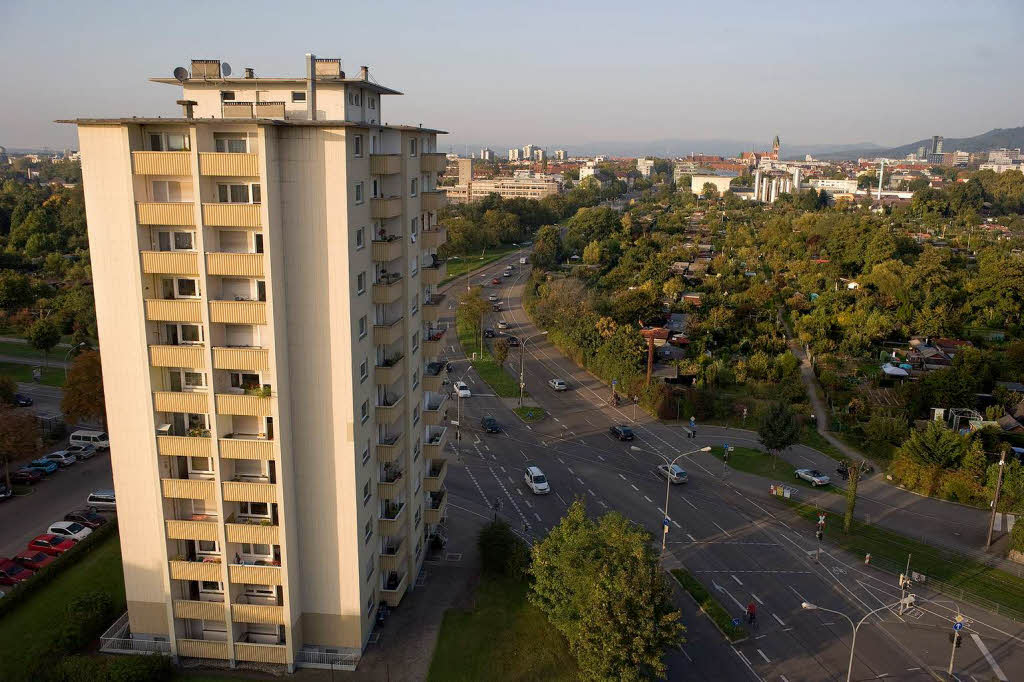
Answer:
[380,537,407,573]
[376,432,405,463]
[157,435,212,457]
[161,477,216,501]
[219,436,274,460]
[372,273,403,304]
[378,466,404,499]
[375,354,405,385]
[223,480,277,503]
[424,427,449,460]
[375,393,405,425]
[380,570,408,607]
[422,360,448,392]
[426,489,448,525]
[199,152,259,177]
[235,641,288,664]
[206,252,264,277]
[421,294,447,324]
[373,316,405,345]
[232,601,286,625]
[424,459,448,493]
[209,300,266,324]
[423,327,448,357]
[372,238,403,262]
[176,638,230,660]
[216,393,272,417]
[166,519,219,541]
[421,260,447,285]
[424,394,448,426]
[212,346,269,371]
[99,612,172,655]
[173,599,226,621]
[140,251,199,276]
[229,563,282,586]
[225,522,279,544]
[420,190,447,211]
[132,151,191,175]
[421,153,447,173]
[370,196,402,219]
[149,344,205,369]
[369,154,401,175]
[137,202,195,226]
[202,203,262,228]
[295,648,360,671]
[420,227,447,249]
[378,502,405,535]
[169,558,222,582]
[153,390,208,414]
[144,298,202,323]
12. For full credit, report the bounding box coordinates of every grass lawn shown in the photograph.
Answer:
[710,446,842,495]
[798,426,846,460]
[514,406,547,423]
[443,245,523,285]
[456,316,523,399]
[671,568,746,642]
[0,361,65,387]
[427,575,577,682]
[0,533,126,679]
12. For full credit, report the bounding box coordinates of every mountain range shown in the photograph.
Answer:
[810,126,1024,161]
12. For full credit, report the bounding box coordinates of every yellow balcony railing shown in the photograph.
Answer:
[161,477,216,501]
[223,480,277,503]
[157,435,212,457]
[378,477,403,500]
[166,519,219,541]
[424,327,448,358]
[421,153,447,173]
[422,295,447,324]
[424,428,449,459]
[140,251,199,275]
[373,317,405,345]
[425,459,449,493]
[219,437,274,460]
[420,190,447,211]
[421,261,447,286]
[149,344,204,369]
[137,202,195,226]
[212,347,269,371]
[376,394,405,425]
[202,203,262,228]
[426,490,448,525]
[176,639,230,660]
[380,539,407,573]
[153,391,209,414]
[132,151,191,176]
[199,152,259,177]
[225,522,279,544]
[371,196,402,219]
[232,602,285,625]
[372,239,403,262]
[375,356,405,385]
[235,642,288,664]
[420,227,447,249]
[254,101,285,118]
[144,298,202,323]
[378,504,405,536]
[209,300,266,325]
[423,394,448,426]
[169,559,222,582]
[370,154,401,175]
[206,252,264,277]
[376,433,405,464]
[381,572,408,607]
[228,563,282,586]
[173,599,226,621]
[372,276,403,305]
[216,393,272,417]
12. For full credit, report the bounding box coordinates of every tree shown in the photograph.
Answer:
[582,240,603,265]
[0,270,34,310]
[27,317,61,368]
[493,338,510,367]
[0,405,41,488]
[530,501,684,681]
[61,350,106,426]
[758,402,799,471]
[843,461,860,533]
[532,224,563,269]
[478,519,530,578]
[898,420,966,469]
[701,182,719,201]
[0,375,15,405]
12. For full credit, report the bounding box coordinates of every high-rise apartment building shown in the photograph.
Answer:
[931,135,944,155]
[554,149,567,161]
[65,55,451,672]
[479,148,494,161]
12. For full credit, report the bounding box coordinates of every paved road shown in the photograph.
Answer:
[17,381,66,418]
[433,256,1023,681]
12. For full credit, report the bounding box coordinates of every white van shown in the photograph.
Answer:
[70,430,110,450]
[519,257,527,265]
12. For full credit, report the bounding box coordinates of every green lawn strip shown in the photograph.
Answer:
[514,406,547,423]
[427,575,577,682]
[670,568,747,642]
[0,341,53,361]
[709,446,842,495]
[443,245,522,285]
[798,426,847,460]
[0,361,65,387]
[780,498,1024,616]
[0,533,126,679]
[455,316,523,399]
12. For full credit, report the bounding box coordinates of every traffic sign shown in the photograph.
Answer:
[817,514,826,526]
[731,618,742,627]
[953,621,963,631]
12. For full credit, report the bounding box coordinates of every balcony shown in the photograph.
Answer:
[229,563,282,586]
[223,480,277,503]
[372,238,403,263]
[144,298,202,323]
[209,300,266,324]
[199,152,259,177]
[426,489,448,525]
[212,347,269,371]
[421,295,446,324]
[380,538,407,573]
[378,467,404,500]
[225,520,279,545]
[424,394,448,426]
[255,101,285,118]
[166,519,219,541]
[232,601,286,625]
[424,327,448,357]
[202,203,262,228]
[206,252,264,278]
[235,642,288,665]
[421,153,447,173]
[132,151,191,176]
[161,477,216,501]
[378,502,405,536]
[424,427,449,460]
[216,392,272,417]
[421,261,447,285]
[372,273,403,305]
[420,190,447,211]
[424,459,448,493]
[223,102,254,118]
[157,435,212,457]
[376,393,405,425]
[149,344,204,369]
[370,196,402,219]
[380,571,408,607]
[376,433,405,464]
[370,154,401,175]
[141,251,199,276]
[136,202,195,226]
[169,558,222,582]
[219,436,274,460]
[375,355,405,385]
[421,227,447,250]
[176,638,230,660]
[173,599,226,622]
[422,361,448,392]
[373,316,405,345]
[153,390,208,414]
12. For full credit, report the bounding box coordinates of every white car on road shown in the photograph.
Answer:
[524,466,550,494]
[454,381,471,398]
[48,521,93,541]
[488,294,499,302]
[497,320,509,329]
[548,379,568,391]
[795,468,830,487]
[657,463,688,484]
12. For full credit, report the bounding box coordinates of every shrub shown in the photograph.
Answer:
[1011,518,1024,554]
[57,590,116,652]
[478,520,530,579]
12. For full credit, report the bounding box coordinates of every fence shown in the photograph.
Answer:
[99,612,172,655]
[294,648,360,671]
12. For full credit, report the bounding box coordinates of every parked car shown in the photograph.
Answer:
[86,490,117,511]
[548,378,568,391]
[506,336,520,347]
[42,451,78,468]
[64,509,108,529]
[795,468,831,487]
[657,463,689,484]
[523,466,551,494]
[27,534,77,556]
[27,459,59,475]
[69,430,110,450]
[48,521,92,542]
[484,328,495,338]
[13,550,55,571]
[497,320,509,329]
[480,416,501,433]
[609,425,635,441]
[13,393,33,407]
[65,443,97,461]
[0,559,34,585]
[11,468,42,485]
[453,381,471,398]
[0,484,11,501]
[488,294,499,301]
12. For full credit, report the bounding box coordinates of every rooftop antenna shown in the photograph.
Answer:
[173,66,188,84]
[221,62,232,77]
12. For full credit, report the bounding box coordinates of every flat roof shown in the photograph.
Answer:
[150,77,402,96]
[57,117,447,134]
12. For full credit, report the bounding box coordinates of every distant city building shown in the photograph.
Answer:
[636,157,656,178]
[579,161,599,182]
[533,149,547,162]
[930,135,944,155]
[690,172,738,196]
[522,144,535,159]
[809,178,858,195]
[508,148,520,161]
[740,135,781,167]
[980,162,1023,173]
[446,157,560,202]
[555,149,567,161]
[988,148,1021,164]
[479,148,494,161]
[917,145,927,159]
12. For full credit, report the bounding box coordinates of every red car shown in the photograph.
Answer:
[11,468,43,485]
[13,550,56,570]
[0,558,34,585]
[27,533,77,555]
[491,277,500,285]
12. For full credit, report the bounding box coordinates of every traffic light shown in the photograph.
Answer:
[949,632,962,648]
[815,529,823,541]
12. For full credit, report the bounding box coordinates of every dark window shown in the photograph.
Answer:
[291,91,306,102]
[221,91,236,101]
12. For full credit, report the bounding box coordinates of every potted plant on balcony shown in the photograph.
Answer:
[186,426,211,437]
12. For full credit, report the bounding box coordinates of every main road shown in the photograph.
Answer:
[433,254,1023,681]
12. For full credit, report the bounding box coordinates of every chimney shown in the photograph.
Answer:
[305,53,317,121]
[358,65,369,81]
[176,100,197,119]
[244,67,255,79]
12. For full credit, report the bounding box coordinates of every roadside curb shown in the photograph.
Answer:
[666,568,749,644]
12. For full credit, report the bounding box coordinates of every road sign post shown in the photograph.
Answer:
[948,618,964,675]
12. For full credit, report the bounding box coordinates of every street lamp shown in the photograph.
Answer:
[632,445,711,559]
[63,342,88,380]
[800,597,912,682]
[518,331,548,408]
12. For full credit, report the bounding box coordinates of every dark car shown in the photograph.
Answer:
[609,425,635,441]
[14,393,33,407]
[480,416,501,433]
[0,484,11,501]
[11,468,42,485]
[13,550,55,571]
[27,534,77,556]
[484,328,495,338]
[64,509,108,529]
[0,558,34,585]
[506,336,520,347]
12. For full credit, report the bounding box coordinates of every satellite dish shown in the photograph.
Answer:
[173,66,188,83]
[221,62,232,77]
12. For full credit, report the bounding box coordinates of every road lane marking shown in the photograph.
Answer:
[523,499,532,508]
[677,643,692,662]
[577,477,585,485]
[644,495,653,503]
[500,466,506,473]
[731,574,743,586]
[516,488,524,496]
[671,519,681,528]
[734,648,751,666]
[598,500,608,508]
[713,521,731,537]
[587,489,596,496]
[631,484,639,491]
[567,467,574,474]
[757,649,770,663]
[534,512,542,522]
[597,454,604,461]
[971,633,1008,681]
[508,476,515,485]
[680,495,698,509]
[557,457,565,464]
[751,593,763,605]
[618,474,627,481]
[686,534,696,542]
[772,613,785,626]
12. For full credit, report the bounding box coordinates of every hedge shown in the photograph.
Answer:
[671,568,747,642]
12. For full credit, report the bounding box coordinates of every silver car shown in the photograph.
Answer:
[795,468,830,487]
[657,463,688,484]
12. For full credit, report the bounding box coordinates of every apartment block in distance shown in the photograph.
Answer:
[445,157,560,203]
[64,55,452,672]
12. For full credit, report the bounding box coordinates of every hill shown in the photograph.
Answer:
[818,126,1024,161]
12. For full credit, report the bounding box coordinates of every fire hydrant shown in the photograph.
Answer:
[864,553,871,565]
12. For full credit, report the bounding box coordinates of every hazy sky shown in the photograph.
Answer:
[3,0,1023,152]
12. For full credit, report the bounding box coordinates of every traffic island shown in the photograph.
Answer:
[513,406,547,423]
[670,568,748,642]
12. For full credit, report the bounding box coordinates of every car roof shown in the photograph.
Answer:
[526,465,544,475]
[91,489,115,496]
[50,521,75,529]
[33,534,59,541]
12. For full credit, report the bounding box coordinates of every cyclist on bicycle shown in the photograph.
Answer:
[746,601,757,625]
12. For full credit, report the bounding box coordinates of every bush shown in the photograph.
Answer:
[1011,518,1024,554]
[57,590,116,652]
[478,520,530,579]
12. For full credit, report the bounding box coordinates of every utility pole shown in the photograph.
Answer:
[899,554,912,615]
[986,448,1008,549]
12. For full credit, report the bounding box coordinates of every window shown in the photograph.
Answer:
[230,372,261,390]
[291,91,306,102]
[414,507,421,528]
[366,555,375,583]
[411,294,418,316]
[360,400,369,424]
[413,406,420,426]
[413,439,420,462]
[152,180,182,203]
[356,272,366,295]
[149,132,190,151]
[254,233,265,253]
[358,315,367,339]
[411,217,419,236]
[367,592,376,617]
[240,543,272,557]
[362,480,371,505]
[355,226,365,249]
[415,537,422,558]
[361,440,371,465]
[412,369,419,389]
[239,501,270,517]
[410,177,418,197]
[200,580,223,592]
[156,230,194,252]
[411,332,419,351]
[220,91,236,101]
[354,181,364,204]
[188,456,214,474]
[348,90,362,106]
[410,255,419,276]
[359,359,368,383]
[369,96,376,110]
[364,519,373,543]
[196,539,218,555]
[257,280,266,302]
[184,371,205,388]
[165,323,202,345]
[218,183,260,204]
[162,277,200,299]
[371,179,380,198]
[409,138,418,157]
[214,137,247,153]
[353,135,363,158]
